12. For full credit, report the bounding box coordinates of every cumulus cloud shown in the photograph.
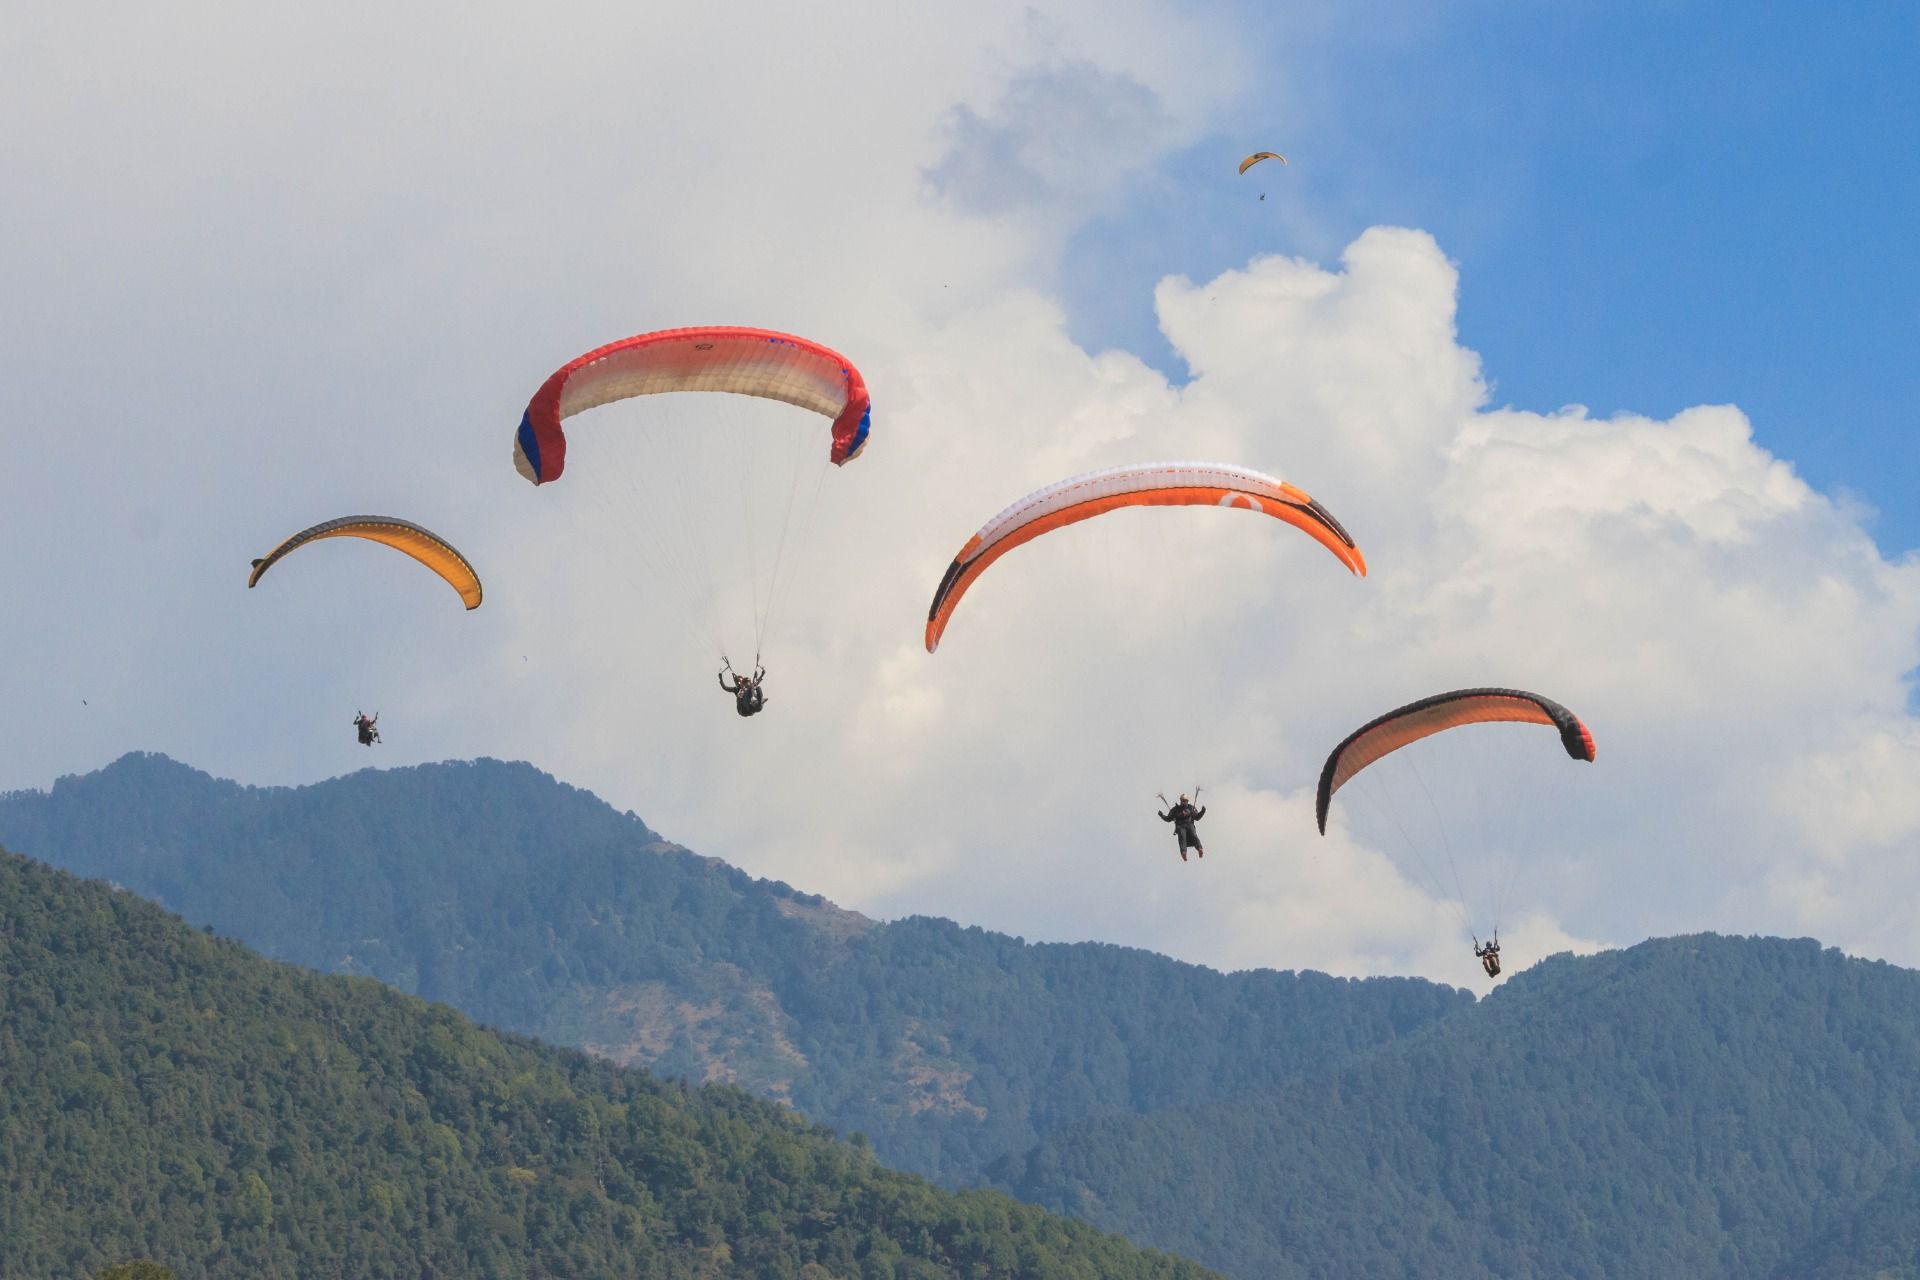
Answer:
[471,226,1920,990]
[4,2,1917,991]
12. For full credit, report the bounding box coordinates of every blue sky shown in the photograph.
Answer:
[1063,0,1920,548]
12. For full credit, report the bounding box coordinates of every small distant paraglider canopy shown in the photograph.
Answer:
[248,516,483,609]
[1238,151,1287,175]
[1315,688,1596,834]
[925,461,1366,653]
[512,325,872,485]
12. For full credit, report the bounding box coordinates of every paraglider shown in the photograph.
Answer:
[511,325,871,486]
[512,325,870,676]
[1315,688,1595,831]
[1157,790,1207,862]
[1238,151,1286,198]
[249,518,474,745]
[719,660,768,717]
[925,462,1365,653]
[1316,688,1596,975]
[248,516,483,610]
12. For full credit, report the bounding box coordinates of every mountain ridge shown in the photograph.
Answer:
[0,752,1468,1186]
[0,842,1218,1279]
[10,755,1920,1276]
[989,932,1920,1278]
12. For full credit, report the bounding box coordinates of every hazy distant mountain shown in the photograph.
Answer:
[0,752,1464,1186]
[27,759,1920,1277]
[0,846,1218,1280]
[989,934,1920,1279]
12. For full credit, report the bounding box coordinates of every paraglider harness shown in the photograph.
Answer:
[1156,788,1206,861]
[1474,934,1501,978]
[354,711,380,747]
[719,659,767,717]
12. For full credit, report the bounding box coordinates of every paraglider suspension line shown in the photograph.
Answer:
[1354,768,1475,941]
[754,451,823,659]
[1407,754,1477,938]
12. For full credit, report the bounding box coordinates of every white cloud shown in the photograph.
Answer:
[4,2,1918,990]
[473,226,1920,987]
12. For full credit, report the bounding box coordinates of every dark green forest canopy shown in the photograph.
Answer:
[991,935,1920,1280]
[0,753,1467,1182]
[0,847,1219,1280]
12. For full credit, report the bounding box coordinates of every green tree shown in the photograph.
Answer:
[234,1173,273,1230]
[0,847,1218,1280]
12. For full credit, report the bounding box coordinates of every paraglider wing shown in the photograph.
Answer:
[248,516,483,609]
[925,461,1366,653]
[1315,688,1595,834]
[1238,151,1287,175]
[513,325,872,485]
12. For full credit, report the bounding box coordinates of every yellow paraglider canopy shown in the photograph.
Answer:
[247,516,483,610]
[1238,151,1287,174]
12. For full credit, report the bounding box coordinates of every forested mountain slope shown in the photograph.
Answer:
[12,757,1920,1278]
[0,847,1217,1280]
[0,753,1465,1182]
[990,935,1920,1279]
[1766,1152,1920,1278]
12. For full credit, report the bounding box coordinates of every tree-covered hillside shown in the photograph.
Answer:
[0,753,1465,1182]
[990,935,1920,1279]
[1769,1155,1920,1279]
[0,846,1217,1280]
[11,758,1920,1277]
